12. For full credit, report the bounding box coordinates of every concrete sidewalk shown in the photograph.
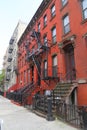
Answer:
[0,96,78,130]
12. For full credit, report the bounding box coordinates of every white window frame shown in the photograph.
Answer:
[52,27,56,44]
[51,4,56,17]
[81,0,87,19]
[44,15,47,27]
[63,15,70,34]
[62,0,67,6]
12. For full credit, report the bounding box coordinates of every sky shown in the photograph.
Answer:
[0,0,43,70]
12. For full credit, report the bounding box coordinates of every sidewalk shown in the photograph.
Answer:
[0,96,78,130]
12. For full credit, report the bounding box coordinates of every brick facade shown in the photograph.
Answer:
[8,0,87,106]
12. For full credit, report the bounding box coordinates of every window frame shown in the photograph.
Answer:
[63,14,70,34]
[51,26,56,44]
[51,4,56,18]
[52,55,58,77]
[38,22,40,32]
[61,0,68,7]
[81,0,87,20]
[43,60,48,78]
[43,35,48,46]
[43,14,47,27]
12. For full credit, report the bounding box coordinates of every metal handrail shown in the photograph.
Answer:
[60,68,76,83]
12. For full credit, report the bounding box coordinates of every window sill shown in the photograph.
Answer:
[81,18,87,24]
[60,2,69,12]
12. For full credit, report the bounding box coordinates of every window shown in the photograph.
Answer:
[43,15,47,27]
[51,4,56,17]
[24,71,26,84]
[52,55,57,77]
[28,69,30,83]
[38,23,40,32]
[81,0,87,19]
[43,35,47,46]
[62,0,67,6]
[43,60,47,78]
[51,27,56,44]
[63,15,70,34]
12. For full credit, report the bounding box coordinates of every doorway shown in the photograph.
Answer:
[64,44,76,80]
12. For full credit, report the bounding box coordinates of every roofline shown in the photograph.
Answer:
[18,0,52,46]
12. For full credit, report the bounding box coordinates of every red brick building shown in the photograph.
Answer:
[8,0,87,106]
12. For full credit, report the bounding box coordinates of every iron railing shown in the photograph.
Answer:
[56,102,83,128]
[59,69,76,83]
[32,95,87,129]
[33,95,48,114]
[42,66,59,80]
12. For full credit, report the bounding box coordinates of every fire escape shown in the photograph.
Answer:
[19,30,50,105]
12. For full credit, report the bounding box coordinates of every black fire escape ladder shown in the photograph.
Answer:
[32,55,41,78]
[31,30,41,49]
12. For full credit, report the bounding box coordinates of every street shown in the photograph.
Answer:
[0,96,78,130]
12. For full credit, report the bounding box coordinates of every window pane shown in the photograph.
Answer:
[44,61,47,69]
[51,5,55,17]
[53,56,57,66]
[52,27,56,37]
[62,0,67,6]
[64,24,70,34]
[64,15,69,26]
[38,23,40,32]
[52,27,56,43]
[82,0,87,10]
[84,9,87,19]
[44,36,47,46]
[44,61,47,78]
[51,5,55,13]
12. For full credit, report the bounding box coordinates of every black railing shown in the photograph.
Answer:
[33,95,48,114]
[60,69,76,83]
[56,102,83,128]
[42,66,59,80]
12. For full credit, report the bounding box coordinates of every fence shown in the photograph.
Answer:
[56,102,83,129]
[32,95,87,129]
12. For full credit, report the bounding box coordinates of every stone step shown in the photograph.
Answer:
[52,83,73,100]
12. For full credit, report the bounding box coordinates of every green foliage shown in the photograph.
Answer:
[0,69,5,91]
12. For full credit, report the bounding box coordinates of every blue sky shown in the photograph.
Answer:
[0,0,42,69]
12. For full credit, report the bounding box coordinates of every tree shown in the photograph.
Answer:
[0,69,5,91]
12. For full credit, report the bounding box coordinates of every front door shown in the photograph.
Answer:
[64,44,76,80]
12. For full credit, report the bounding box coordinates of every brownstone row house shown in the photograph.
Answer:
[7,0,87,107]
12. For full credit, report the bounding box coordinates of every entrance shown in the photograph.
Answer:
[70,89,77,105]
[64,44,76,80]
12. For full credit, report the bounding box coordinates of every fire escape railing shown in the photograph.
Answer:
[42,66,59,80]
[25,30,50,82]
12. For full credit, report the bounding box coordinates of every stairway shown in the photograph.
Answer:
[52,83,74,101]
[22,82,41,105]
